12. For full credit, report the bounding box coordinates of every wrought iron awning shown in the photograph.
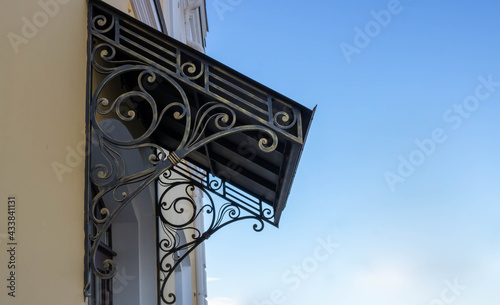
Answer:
[85,0,314,302]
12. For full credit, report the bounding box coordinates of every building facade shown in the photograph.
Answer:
[2,1,208,304]
[0,1,313,305]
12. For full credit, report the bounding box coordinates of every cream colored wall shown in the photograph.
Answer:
[0,0,87,304]
[103,0,134,16]
[1,1,210,304]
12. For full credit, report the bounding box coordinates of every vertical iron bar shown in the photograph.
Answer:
[155,177,161,305]
[114,13,119,44]
[84,1,93,299]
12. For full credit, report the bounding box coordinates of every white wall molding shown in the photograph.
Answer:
[130,0,162,30]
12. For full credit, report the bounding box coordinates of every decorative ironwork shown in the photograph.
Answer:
[87,3,306,143]
[86,63,279,289]
[157,164,274,304]
[85,0,314,302]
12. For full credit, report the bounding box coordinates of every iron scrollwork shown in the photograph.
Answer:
[86,1,312,302]
[87,28,279,302]
[157,167,274,304]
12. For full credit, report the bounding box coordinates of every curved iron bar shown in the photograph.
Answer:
[87,62,279,294]
[91,14,114,34]
[180,60,204,81]
[91,65,191,146]
[91,43,148,74]
[156,180,269,304]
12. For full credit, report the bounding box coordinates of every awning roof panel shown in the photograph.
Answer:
[89,0,314,225]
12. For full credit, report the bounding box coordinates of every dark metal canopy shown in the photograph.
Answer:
[89,0,314,225]
[85,0,314,302]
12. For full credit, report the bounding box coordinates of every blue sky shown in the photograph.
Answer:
[202,1,500,304]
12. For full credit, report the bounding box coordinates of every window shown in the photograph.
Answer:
[127,0,208,52]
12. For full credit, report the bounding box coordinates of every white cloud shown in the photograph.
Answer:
[331,260,427,305]
[207,277,221,282]
[207,297,239,305]
[357,265,413,292]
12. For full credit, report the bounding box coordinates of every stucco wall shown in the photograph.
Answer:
[0,0,87,304]
[103,0,132,16]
